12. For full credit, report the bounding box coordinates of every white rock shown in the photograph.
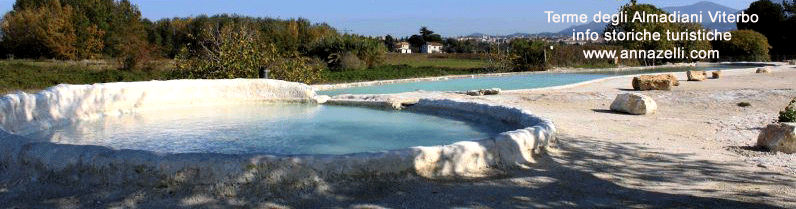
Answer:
[313,95,330,104]
[687,70,706,81]
[610,93,657,115]
[756,67,771,73]
[756,123,796,153]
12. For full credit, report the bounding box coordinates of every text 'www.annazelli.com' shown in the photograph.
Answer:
[582,48,720,59]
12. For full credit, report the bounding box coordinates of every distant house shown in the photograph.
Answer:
[421,42,442,53]
[395,42,412,53]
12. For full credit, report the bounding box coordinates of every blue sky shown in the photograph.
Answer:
[0,0,755,37]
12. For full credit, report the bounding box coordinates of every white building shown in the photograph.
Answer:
[421,42,442,53]
[395,42,412,53]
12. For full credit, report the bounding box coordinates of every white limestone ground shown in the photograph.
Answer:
[3,63,796,208]
[0,78,556,189]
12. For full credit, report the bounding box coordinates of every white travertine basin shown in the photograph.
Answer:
[0,79,555,185]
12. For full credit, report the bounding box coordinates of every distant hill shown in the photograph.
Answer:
[459,32,553,38]
[558,22,610,35]
[464,33,487,37]
[556,1,739,34]
[662,1,739,31]
[507,32,534,37]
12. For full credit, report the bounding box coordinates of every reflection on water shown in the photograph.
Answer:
[318,65,751,95]
[25,103,510,155]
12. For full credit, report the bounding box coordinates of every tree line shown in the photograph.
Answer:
[0,0,385,83]
[488,0,789,71]
[0,0,790,78]
[737,0,796,60]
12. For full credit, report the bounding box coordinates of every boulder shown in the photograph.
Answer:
[711,70,721,79]
[756,67,771,73]
[610,93,657,115]
[687,70,706,81]
[788,60,794,65]
[632,74,677,91]
[756,123,796,153]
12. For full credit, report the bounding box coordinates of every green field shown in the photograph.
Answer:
[0,55,493,94]
[322,64,488,83]
[383,53,490,69]
[0,60,170,94]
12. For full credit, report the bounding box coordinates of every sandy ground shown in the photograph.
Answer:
[2,65,796,208]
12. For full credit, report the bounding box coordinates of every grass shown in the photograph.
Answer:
[0,58,489,94]
[383,53,490,69]
[322,64,488,83]
[1,54,505,93]
[779,98,796,122]
[0,60,169,94]
[570,63,620,69]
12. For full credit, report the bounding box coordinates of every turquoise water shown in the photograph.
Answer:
[25,103,512,155]
[318,65,748,95]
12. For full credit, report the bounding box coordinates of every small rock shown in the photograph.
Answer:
[789,60,795,65]
[756,122,796,154]
[712,70,721,79]
[483,88,501,95]
[314,95,330,104]
[465,88,501,96]
[756,67,771,73]
[610,93,657,115]
[466,90,483,96]
[687,70,706,81]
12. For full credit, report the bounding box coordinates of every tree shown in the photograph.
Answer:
[605,2,712,64]
[419,27,434,37]
[2,0,152,60]
[176,22,274,78]
[308,34,386,70]
[406,26,444,51]
[738,0,795,59]
[175,21,322,83]
[383,34,395,51]
[487,39,548,72]
[1,0,77,59]
[418,26,442,43]
[407,34,424,50]
[711,30,771,61]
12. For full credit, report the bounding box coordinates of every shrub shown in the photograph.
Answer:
[338,53,365,70]
[269,53,324,84]
[486,39,549,72]
[712,30,772,62]
[779,98,796,123]
[118,40,158,72]
[308,35,386,71]
[120,56,138,71]
[174,22,322,83]
[175,22,275,79]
